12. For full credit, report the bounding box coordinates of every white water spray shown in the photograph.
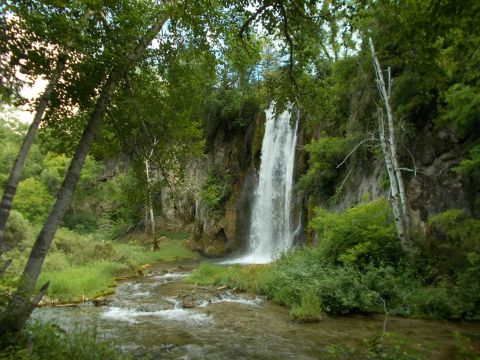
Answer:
[230,104,299,264]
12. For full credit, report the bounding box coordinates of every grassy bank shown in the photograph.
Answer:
[186,200,480,323]
[3,228,196,303]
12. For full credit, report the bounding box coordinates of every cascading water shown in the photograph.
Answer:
[231,104,299,264]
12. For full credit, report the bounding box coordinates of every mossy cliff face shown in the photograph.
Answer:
[304,123,475,243]
[156,112,267,255]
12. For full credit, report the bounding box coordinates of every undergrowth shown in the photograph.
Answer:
[0,322,131,360]
[2,228,196,303]
[186,200,480,322]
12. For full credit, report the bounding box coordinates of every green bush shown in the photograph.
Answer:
[425,209,480,277]
[298,135,349,200]
[411,210,480,319]
[43,251,69,272]
[62,211,98,234]
[289,288,323,322]
[310,199,402,267]
[2,210,30,251]
[53,228,116,265]
[202,90,260,145]
[185,262,266,291]
[13,177,53,224]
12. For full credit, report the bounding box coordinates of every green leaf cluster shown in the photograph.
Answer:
[310,199,400,267]
[298,135,349,200]
[201,165,233,212]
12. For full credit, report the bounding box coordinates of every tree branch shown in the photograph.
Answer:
[336,135,378,169]
[239,2,272,39]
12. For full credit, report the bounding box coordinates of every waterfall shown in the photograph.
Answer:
[230,104,299,264]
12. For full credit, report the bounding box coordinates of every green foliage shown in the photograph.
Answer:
[186,203,480,321]
[363,332,425,360]
[452,331,480,360]
[411,210,480,319]
[0,228,195,303]
[13,177,53,224]
[425,210,480,278]
[454,144,480,180]
[298,135,349,200]
[39,230,195,302]
[202,89,260,146]
[438,84,480,138]
[54,229,116,265]
[40,153,69,194]
[201,166,232,212]
[0,322,130,360]
[310,199,401,267]
[289,288,323,322]
[2,210,30,251]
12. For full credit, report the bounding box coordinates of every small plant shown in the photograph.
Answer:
[289,288,323,322]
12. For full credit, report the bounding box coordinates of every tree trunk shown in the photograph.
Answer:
[369,38,412,254]
[378,109,408,250]
[145,158,158,250]
[0,14,168,337]
[0,57,66,251]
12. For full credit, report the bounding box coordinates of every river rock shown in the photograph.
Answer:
[178,293,198,308]
[93,297,109,306]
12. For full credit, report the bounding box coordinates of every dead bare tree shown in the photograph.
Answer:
[369,38,412,254]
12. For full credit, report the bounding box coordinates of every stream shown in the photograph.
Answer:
[33,260,480,359]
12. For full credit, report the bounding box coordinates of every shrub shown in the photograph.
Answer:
[289,288,323,322]
[2,210,30,252]
[13,177,53,224]
[62,211,98,234]
[412,209,480,319]
[298,135,349,200]
[53,228,116,265]
[425,209,480,277]
[310,199,402,267]
[43,252,69,272]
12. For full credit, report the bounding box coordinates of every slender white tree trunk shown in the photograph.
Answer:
[370,38,411,254]
[144,156,157,250]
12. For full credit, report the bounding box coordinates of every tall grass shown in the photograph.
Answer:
[30,229,197,302]
[1,322,131,359]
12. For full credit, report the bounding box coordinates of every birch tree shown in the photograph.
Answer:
[144,141,159,250]
[369,38,412,254]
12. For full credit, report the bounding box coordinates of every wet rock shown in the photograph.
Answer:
[93,297,110,306]
[178,293,198,308]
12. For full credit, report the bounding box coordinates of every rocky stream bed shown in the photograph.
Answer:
[32,260,480,359]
